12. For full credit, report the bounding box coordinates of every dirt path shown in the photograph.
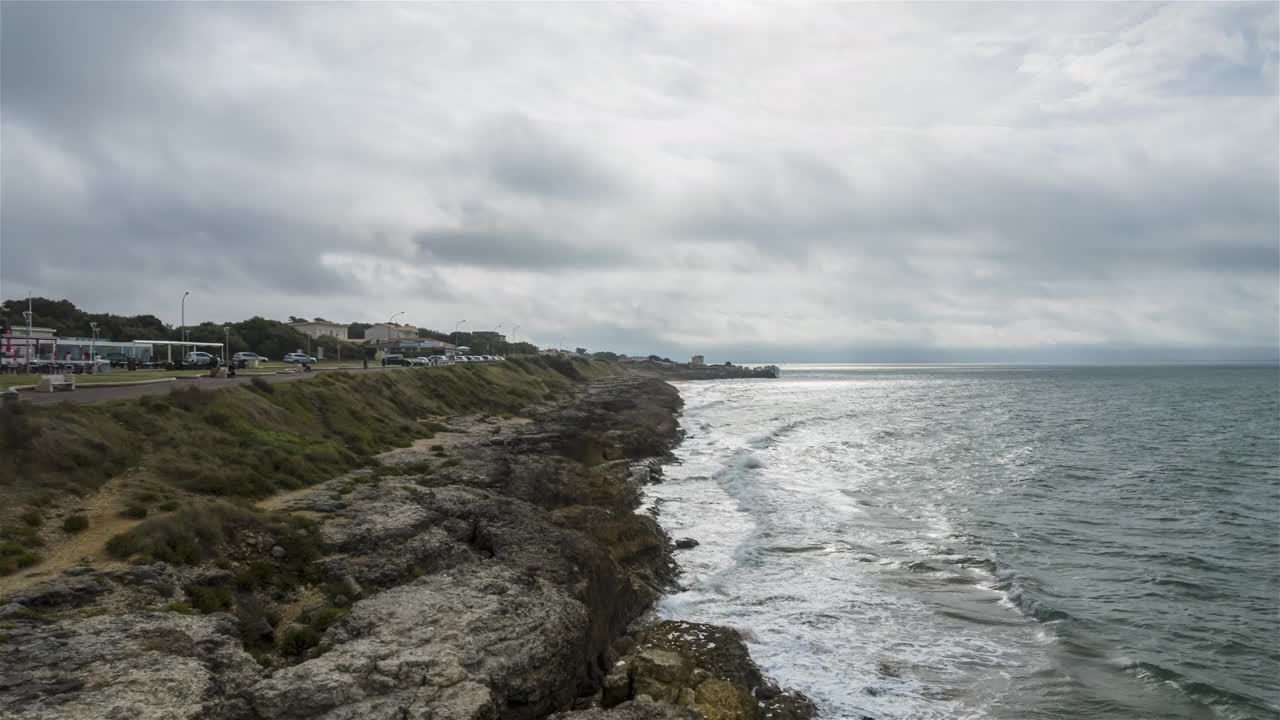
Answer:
[0,476,137,597]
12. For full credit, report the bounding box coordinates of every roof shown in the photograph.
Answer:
[376,322,418,330]
[289,320,347,327]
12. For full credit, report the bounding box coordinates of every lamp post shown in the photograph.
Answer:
[223,326,230,364]
[180,291,189,366]
[511,325,520,354]
[453,320,466,355]
[22,308,32,372]
[89,322,99,372]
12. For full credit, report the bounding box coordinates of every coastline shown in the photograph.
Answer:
[0,369,810,720]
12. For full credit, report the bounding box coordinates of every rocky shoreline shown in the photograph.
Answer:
[0,376,813,720]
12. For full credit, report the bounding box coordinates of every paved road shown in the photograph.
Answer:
[15,367,407,406]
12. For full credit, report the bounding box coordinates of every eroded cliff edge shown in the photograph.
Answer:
[1,375,812,720]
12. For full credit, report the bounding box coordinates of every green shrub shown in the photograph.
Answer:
[429,444,445,452]
[279,626,320,656]
[251,377,274,393]
[165,602,195,614]
[121,504,148,519]
[441,458,460,468]
[186,584,233,614]
[20,509,43,527]
[0,522,44,575]
[306,606,345,631]
[62,515,89,533]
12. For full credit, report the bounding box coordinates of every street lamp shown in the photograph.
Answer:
[223,326,230,364]
[511,325,521,353]
[180,291,190,366]
[21,308,32,372]
[453,319,466,354]
[89,322,99,372]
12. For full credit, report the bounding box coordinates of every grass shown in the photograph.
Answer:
[0,356,619,574]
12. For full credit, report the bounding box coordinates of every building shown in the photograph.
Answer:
[691,355,706,367]
[365,322,418,342]
[2,325,58,364]
[470,331,507,353]
[372,338,457,357]
[1,326,158,366]
[289,320,349,340]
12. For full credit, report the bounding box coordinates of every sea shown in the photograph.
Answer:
[648,364,1279,720]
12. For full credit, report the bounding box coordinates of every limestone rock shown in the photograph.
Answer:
[248,567,587,720]
[0,611,261,720]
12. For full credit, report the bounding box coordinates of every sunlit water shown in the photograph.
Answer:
[649,365,1279,720]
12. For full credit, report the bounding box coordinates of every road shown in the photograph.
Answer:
[15,367,406,406]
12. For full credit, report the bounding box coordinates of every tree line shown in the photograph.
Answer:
[2,298,542,360]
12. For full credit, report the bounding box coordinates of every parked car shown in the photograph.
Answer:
[427,356,450,366]
[283,352,316,364]
[105,352,128,367]
[409,356,431,366]
[382,354,411,367]
[184,351,215,366]
[232,352,260,363]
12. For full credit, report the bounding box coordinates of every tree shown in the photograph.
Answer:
[575,347,588,355]
[347,322,373,340]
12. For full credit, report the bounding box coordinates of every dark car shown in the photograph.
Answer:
[382,354,411,367]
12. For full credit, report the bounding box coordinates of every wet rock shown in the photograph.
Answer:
[631,649,693,702]
[602,663,632,707]
[603,621,818,720]
[673,538,699,550]
[550,700,700,719]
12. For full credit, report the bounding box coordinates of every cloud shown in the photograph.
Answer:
[1,2,1276,361]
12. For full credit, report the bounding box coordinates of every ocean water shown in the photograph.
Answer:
[649,365,1279,720]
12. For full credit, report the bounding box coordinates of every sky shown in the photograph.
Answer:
[2,2,1277,363]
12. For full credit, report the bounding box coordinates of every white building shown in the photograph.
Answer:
[365,322,418,341]
[289,320,349,340]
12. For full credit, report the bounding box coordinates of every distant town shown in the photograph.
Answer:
[0,296,705,375]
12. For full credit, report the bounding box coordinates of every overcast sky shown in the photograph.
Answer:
[2,2,1277,362]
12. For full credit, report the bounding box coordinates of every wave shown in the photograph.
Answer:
[1124,660,1280,719]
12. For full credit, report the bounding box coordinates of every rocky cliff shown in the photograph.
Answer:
[0,377,812,720]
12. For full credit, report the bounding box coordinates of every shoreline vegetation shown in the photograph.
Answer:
[0,357,811,719]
